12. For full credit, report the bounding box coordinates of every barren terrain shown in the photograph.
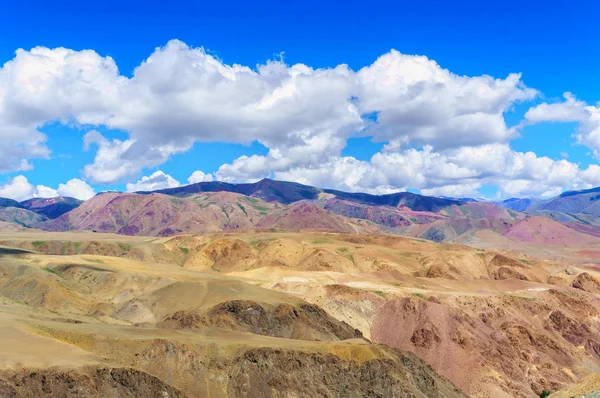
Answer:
[0,229,598,396]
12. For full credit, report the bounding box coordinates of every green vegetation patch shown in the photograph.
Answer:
[570,213,591,225]
[311,238,333,245]
[31,241,46,248]
[221,207,230,220]
[507,209,520,219]
[412,292,426,299]
[42,267,60,276]
[336,247,349,253]
[373,290,387,297]
[169,198,183,206]
[243,196,270,211]
[519,259,533,266]
[236,203,248,216]
[118,243,131,252]
[198,201,217,208]
[179,247,189,254]
[249,237,276,248]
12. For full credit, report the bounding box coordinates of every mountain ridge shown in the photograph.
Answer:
[4,178,600,249]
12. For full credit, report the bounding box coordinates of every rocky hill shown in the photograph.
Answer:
[21,196,82,219]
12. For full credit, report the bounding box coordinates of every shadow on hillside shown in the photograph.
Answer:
[0,246,33,257]
[57,263,114,273]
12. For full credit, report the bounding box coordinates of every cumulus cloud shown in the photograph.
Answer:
[357,51,537,149]
[0,45,122,173]
[0,176,94,201]
[420,183,483,198]
[0,176,55,201]
[34,184,60,198]
[82,41,362,182]
[125,171,181,192]
[3,40,599,198]
[230,143,598,199]
[526,93,600,157]
[83,130,135,183]
[56,178,96,200]
[187,170,214,184]
[2,40,537,186]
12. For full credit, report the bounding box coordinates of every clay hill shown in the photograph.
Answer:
[0,229,600,396]
[0,196,82,229]
[0,230,470,398]
[2,179,523,237]
[0,179,598,259]
[20,196,82,219]
[496,186,600,229]
[41,191,374,236]
[147,177,462,210]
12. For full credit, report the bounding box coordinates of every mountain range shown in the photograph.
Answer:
[3,178,600,248]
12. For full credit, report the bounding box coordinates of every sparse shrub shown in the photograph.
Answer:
[539,391,551,398]
[42,267,59,276]
[251,203,269,211]
[249,238,276,248]
[412,293,426,299]
[179,247,189,254]
[312,238,332,245]
[31,241,45,248]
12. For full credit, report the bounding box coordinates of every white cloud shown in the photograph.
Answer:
[0,45,122,173]
[357,51,537,149]
[125,171,180,192]
[2,40,599,199]
[0,176,55,201]
[82,40,362,182]
[82,130,136,183]
[222,143,598,199]
[272,156,388,194]
[187,170,214,184]
[579,165,600,187]
[56,178,95,200]
[0,176,95,201]
[1,40,535,185]
[34,184,59,198]
[421,183,482,198]
[526,93,600,157]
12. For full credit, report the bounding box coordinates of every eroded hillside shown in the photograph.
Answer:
[0,231,471,397]
[0,230,599,396]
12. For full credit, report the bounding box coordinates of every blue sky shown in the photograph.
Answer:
[0,0,599,200]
